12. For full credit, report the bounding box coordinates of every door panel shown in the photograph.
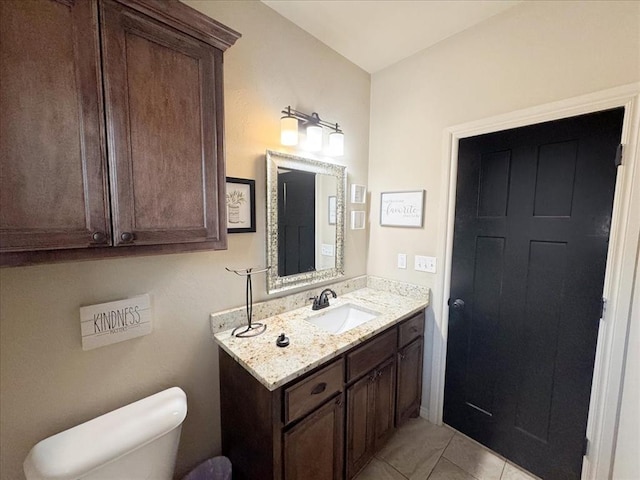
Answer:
[284,394,344,480]
[373,357,396,450]
[0,0,110,252]
[445,108,624,480]
[100,0,223,247]
[396,338,423,426]
[346,375,372,479]
[277,170,316,276]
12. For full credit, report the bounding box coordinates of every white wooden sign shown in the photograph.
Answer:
[80,294,152,351]
[380,190,425,227]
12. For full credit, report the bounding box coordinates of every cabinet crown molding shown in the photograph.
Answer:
[114,0,241,51]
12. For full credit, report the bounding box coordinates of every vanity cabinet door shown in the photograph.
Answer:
[346,373,374,479]
[283,394,344,480]
[346,357,397,479]
[396,337,424,427]
[0,0,110,253]
[99,0,226,248]
[373,357,396,450]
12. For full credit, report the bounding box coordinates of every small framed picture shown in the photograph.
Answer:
[351,184,366,204]
[380,190,425,228]
[328,196,337,225]
[351,211,366,230]
[226,177,256,233]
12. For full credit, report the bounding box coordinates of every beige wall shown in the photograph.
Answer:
[612,243,640,478]
[368,0,639,413]
[0,1,370,478]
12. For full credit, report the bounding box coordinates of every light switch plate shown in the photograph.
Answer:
[415,255,437,273]
[397,253,407,269]
[321,244,335,256]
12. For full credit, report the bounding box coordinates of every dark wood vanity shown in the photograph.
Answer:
[219,310,425,480]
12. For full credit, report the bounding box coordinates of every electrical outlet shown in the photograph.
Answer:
[415,255,436,273]
[397,253,407,269]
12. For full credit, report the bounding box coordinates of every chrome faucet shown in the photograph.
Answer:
[310,288,337,310]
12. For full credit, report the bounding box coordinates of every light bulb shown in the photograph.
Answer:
[306,124,323,152]
[280,115,298,146]
[329,131,344,156]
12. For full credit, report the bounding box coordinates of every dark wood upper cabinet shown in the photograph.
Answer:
[0,0,240,265]
[100,0,223,247]
[0,0,110,253]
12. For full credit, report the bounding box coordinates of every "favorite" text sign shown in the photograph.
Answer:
[80,294,152,351]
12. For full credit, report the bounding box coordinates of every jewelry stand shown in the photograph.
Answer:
[225,266,271,337]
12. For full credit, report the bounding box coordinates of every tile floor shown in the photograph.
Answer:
[355,417,541,480]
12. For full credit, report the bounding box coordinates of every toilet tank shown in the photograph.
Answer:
[24,387,188,480]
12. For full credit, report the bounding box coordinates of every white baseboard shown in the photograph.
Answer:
[419,405,430,420]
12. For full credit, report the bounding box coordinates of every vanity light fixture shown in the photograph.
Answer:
[280,106,298,146]
[280,106,344,156]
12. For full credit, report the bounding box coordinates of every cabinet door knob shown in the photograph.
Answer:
[120,232,134,243]
[92,231,107,243]
[336,397,343,407]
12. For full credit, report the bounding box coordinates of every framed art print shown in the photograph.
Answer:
[226,177,256,233]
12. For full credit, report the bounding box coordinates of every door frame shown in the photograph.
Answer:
[429,82,640,480]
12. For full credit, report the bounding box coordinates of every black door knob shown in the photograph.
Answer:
[451,299,465,311]
[92,231,107,243]
[120,232,134,243]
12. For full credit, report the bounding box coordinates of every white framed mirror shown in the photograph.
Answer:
[266,150,346,294]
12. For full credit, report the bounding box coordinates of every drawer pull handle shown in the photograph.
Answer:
[410,326,418,333]
[311,382,327,395]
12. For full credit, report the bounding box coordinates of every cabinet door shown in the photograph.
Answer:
[396,338,424,426]
[284,394,344,480]
[99,0,226,248]
[346,373,374,479]
[373,357,396,450]
[0,0,110,253]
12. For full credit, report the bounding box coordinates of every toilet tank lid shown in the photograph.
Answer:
[23,387,187,480]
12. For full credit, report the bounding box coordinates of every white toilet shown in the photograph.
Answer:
[24,387,187,480]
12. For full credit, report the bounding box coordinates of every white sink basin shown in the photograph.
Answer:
[306,303,380,334]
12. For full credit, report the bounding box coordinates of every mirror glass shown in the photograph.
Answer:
[266,150,346,293]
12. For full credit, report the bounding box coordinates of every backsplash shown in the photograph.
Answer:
[210,275,428,335]
[366,276,429,299]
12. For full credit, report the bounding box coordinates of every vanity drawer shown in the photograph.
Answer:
[284,358,344,424]
[347,329,397,382]
[398,311,425,348]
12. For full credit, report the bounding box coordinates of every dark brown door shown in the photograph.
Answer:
[0,0,110,252]
[284,394,344,480]
[396,338,424,426]
[445,108,624,480]
[99,0,225,247]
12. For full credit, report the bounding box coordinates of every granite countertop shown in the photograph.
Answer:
[213,287,428,391]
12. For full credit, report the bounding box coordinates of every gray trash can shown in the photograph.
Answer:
[182,456,232,480]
